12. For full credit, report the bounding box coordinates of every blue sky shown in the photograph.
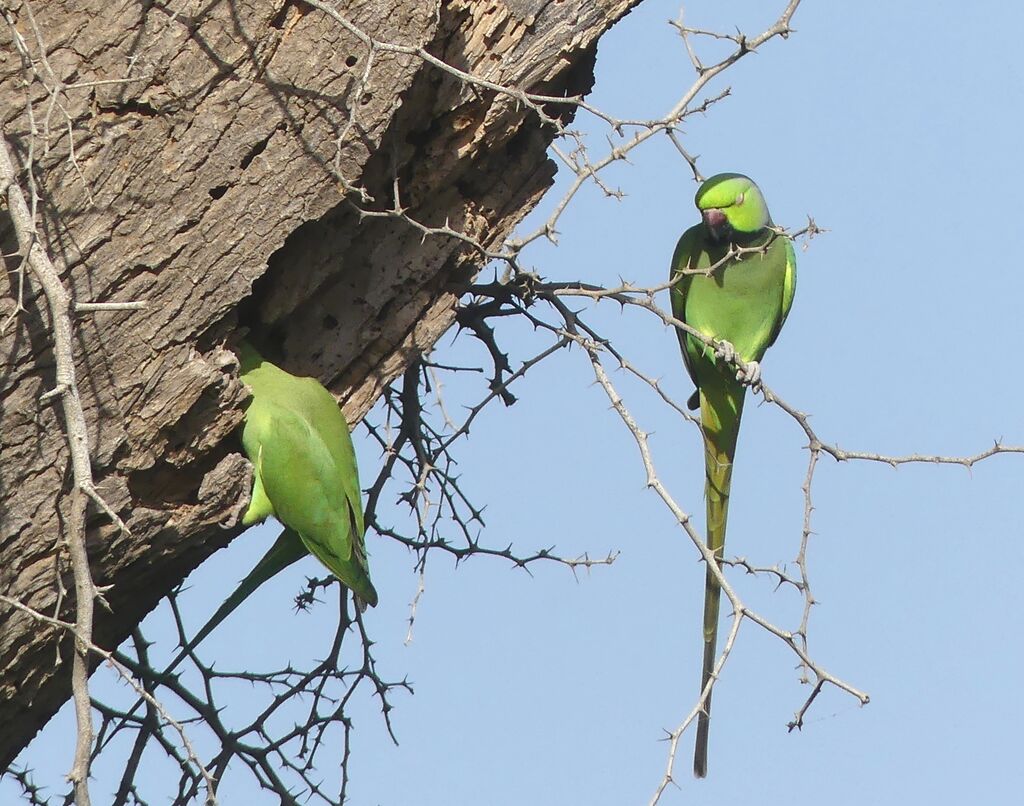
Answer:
[8,1,1024,803]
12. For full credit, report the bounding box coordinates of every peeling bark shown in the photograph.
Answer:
[0,0,638,766]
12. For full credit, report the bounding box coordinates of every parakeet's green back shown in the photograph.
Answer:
[239,344,377,608]
[669,173,795,778]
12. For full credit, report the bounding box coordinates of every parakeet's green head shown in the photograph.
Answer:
[694,173,772,242]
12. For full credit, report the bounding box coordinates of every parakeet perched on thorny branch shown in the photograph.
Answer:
[670,173,796,778]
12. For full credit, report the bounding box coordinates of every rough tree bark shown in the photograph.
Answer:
[0,0,639,767]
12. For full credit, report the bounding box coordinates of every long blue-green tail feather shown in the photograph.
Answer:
[693,379,745,779]
[162,527,307,676]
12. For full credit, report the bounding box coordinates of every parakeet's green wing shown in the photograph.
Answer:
[279,374,366,540]
[669,224,705,408]
[764,238,797,350]
[241,371,377,606]
[244,393,353,563]
[671,225,793,409]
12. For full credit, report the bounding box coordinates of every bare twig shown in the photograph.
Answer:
[2,133,101,804]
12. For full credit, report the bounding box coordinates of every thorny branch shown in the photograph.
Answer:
[0,132,133,805]
[103,587,413,806]
[2,0,151,798]
[459,256,1024,799]
[81,339,613,806]
[363,356,617,579]
[0,594,214,804]
[344,0,808,278]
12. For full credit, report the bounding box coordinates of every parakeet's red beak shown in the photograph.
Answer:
[702,208,730,242]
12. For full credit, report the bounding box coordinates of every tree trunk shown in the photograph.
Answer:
[0,0,638,768]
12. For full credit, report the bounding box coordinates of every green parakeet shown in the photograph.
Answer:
[669,173,796,778]
[170,343,377,666]
[235,341,377,609]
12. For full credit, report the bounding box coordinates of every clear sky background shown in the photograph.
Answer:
[8,1,1024,804]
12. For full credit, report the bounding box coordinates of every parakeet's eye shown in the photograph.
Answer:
[735,192,745,205]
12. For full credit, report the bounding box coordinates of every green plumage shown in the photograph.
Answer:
[237,341,377,609]
[168,344,377,669]
[670,173,796,778]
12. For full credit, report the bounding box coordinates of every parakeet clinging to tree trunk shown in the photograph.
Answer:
[669,173,796,778]
[172,343,378,664]
[235,341,377,609]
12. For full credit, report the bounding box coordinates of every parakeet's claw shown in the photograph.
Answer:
[713,339,736,364]
[737,359,762,390]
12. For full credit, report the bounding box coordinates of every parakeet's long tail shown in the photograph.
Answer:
[163,527,308,676]
[693,380,745,779]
